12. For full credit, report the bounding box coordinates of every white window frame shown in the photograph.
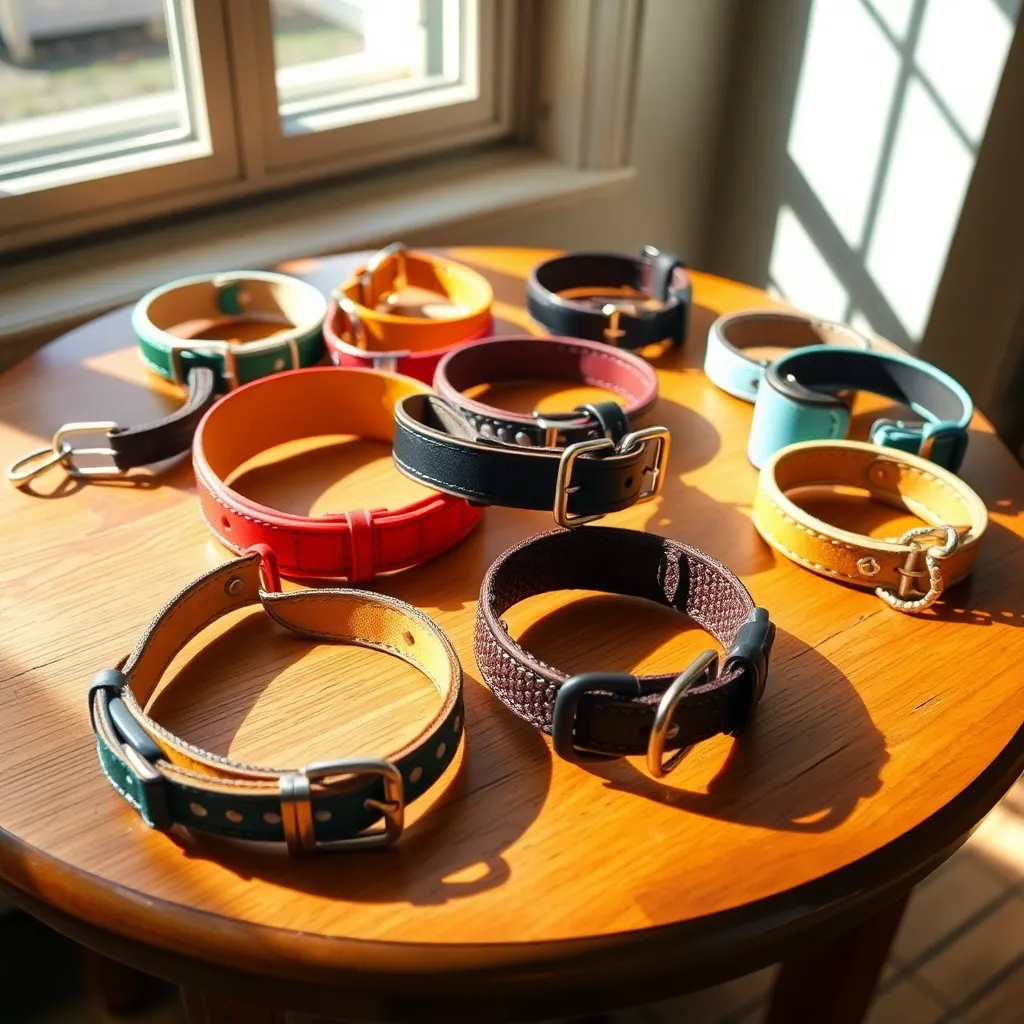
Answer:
[0,0,240,244]
[0,0,517,253]
[0,0,646,345]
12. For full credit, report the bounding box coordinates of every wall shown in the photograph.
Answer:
[441,0,740,263]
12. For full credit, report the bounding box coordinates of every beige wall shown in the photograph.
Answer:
[438,0,740,263]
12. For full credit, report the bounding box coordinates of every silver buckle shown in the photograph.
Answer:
[552,426,671,528]
[619,426,671,503]
[532,409,596,448]
[8,421,125,484]
[279,758,405,855]
[331,292,410,370]
[646,650,719,777]
[359,242,407,306]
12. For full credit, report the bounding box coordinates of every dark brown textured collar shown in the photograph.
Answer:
[474,527,774,776]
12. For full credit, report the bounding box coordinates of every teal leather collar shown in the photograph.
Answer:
[132,271,327,389]
[747,345,973,470]
[88,548,463,854]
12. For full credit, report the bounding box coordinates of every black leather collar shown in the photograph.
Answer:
[392,395,670,527]
[526,247,691,349]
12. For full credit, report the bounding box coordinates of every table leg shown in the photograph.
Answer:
[82,950,148,1014]
[766,893,909,1024]
[180,987,288,1024]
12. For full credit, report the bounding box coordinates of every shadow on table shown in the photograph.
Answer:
[151,612,552,903]
[515,608,887,833]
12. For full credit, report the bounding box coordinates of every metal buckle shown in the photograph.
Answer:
[278,758,405,855]
[553,437,616,527]
[647,650,719,778]
[331,292,409,371]
[619,426,671,503]
[51,422,123,478]
[875,525,959,614]
[552,426,671,528]
[8,421,124,485]
[551,672,642,762]
[532,409,597,448]
[359,242,408,306]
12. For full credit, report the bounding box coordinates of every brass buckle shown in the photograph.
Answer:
[647,650,719,777]
[875,525,959,613]
[552,426,671,528]
[359,242,408,306]
[279,758,405,855]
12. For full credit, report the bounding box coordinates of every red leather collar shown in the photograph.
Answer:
[192,367,482,581]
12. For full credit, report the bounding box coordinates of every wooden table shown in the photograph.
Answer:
[1,248,1022,1024]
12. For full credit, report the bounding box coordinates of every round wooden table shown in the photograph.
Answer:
[1,248,1022,1024]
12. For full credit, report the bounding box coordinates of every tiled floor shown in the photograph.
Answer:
[10,776,1024,1023]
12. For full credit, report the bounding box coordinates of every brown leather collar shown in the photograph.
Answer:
[474,527,775,775]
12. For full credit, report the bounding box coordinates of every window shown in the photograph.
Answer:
[765,0,1020,348]
[0,0,516,252]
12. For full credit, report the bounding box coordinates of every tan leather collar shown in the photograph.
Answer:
[753,440,988,613]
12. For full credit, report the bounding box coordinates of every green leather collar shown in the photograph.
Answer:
[89,548,463,854]
[132,271,327,390]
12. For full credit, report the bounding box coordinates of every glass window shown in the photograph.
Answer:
[269,0,475,136]
[0,0,211,195]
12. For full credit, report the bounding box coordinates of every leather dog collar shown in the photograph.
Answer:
[705,310,872,403]
[753,440,988,613]
[89,547,463,853]
[192,366,482,581]
[7,366,219,487]
[475,527,774,775]
[392,336,669,527]
[526,246,691,350]
[324,244,493,382]
[134,271,327,389]
[8,272,327,488]
[748,345,973,471]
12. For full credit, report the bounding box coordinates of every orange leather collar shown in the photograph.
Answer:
[192,366,482,581]
[324,245,493,382]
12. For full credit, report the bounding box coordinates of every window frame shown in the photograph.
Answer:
[0,0,518,253]
[0,0,241,244]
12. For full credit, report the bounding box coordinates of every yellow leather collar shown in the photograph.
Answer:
[753,440,988,613]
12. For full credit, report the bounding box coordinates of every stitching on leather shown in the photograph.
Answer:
[764,499,857,550]
[756,519,859,580]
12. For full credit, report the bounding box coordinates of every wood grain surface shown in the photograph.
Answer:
[0,248,1023,1020]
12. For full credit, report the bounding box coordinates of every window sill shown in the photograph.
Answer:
[0,148,633,351]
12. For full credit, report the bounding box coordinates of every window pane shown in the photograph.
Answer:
[0,0,210,194]
[271,0,476,136]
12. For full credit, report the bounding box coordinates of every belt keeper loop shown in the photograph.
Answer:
[345,508,378,583]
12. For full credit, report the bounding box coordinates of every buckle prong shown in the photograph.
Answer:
[279,758,405,855]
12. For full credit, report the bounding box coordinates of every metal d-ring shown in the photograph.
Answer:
[646,650,719,778]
